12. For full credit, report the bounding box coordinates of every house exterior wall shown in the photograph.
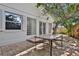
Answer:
[0,3,54,46]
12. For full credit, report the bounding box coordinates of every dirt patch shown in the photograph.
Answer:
[22,36,79,56]
[0,41,34,56]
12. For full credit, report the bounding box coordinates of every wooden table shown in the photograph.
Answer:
[35,34,63,56]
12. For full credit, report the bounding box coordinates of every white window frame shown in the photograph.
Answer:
[39,21,46,35]
[27,17,36,35]
[3,11,23,32]
[49,23,52,33]
[43,22,46,34]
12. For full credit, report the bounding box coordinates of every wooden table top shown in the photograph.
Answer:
[34,34,63,41]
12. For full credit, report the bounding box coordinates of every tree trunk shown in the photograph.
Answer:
[52,23,59,34]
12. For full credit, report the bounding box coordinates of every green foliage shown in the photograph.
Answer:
[36,3,79,34]
[37,4,74,19]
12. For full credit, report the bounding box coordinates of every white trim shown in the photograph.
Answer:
[2,10,5,31]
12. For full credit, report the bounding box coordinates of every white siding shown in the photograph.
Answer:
[0,10,2,31]
[0,3,53,46]
[0,3,41,17]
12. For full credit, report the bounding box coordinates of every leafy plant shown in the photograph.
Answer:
[36,3,79,35]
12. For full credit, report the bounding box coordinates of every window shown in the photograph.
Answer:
[43,23,46,34]
[49,23,52,33]
[27,17,36,35]
[5,11,22,30]
[39,22,46,35]
[39,22,42,35]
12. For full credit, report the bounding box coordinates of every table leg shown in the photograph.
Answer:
[61,36,63,47]
[43,40,46,49]
[49,40,52,56]
[35,37,37,50]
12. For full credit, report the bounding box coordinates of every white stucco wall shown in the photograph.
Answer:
[0,3,54,46]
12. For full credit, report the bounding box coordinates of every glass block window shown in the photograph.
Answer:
[27,17,36,35]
